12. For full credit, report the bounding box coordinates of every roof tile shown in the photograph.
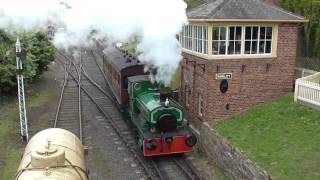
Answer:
[187,0,305,21]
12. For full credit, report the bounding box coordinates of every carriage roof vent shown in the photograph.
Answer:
[126,57,132,63]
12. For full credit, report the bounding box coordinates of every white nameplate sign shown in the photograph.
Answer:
[216,73,232,80]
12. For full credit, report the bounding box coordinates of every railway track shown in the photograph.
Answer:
[54,51,83,143]
[54,47,204,180]
[80,50,165,180]
[53,49,161,179]
[90,46,204,180]
[172,155,204,180]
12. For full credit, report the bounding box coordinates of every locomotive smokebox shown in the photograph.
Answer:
[160,87,172,102]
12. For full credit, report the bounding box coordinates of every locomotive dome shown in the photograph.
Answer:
[15,128,88,180]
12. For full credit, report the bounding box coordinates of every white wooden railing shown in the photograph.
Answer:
[294,72,320,107]
[295,67,317,78]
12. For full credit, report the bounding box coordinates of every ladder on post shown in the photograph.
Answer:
[16,37,29,141]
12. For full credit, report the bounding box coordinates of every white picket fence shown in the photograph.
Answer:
[295,67,317,78]
[294,72,320,107]
[295,67,318,78]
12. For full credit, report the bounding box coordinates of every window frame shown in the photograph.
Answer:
[212,25,273,57]
[182,25,193,51]
[180,23,277,59]
[244,26,273,55]
[212,25,243,55]
[182,24,208,54]
[212,26,227,55]
[193,25,208,54]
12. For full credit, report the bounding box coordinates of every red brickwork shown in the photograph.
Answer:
[179,23,299,128]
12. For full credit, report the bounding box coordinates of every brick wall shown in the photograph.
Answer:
[180,23,299,127]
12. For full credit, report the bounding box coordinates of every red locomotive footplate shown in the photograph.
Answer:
[143,136,193,156]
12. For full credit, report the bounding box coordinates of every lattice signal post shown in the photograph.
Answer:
[16,37,29,141]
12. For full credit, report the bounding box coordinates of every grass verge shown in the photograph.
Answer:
[0,74,56,179]
[0,98,23,179]
[211,95,320,180]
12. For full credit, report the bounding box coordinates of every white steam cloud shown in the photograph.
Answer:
[0,0,188,85]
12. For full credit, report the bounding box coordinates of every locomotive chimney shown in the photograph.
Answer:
[160,87,172,102]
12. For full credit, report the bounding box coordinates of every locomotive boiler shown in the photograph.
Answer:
[14,128,89,180]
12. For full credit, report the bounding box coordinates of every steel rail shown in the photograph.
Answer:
[86,49,122,105]
[88,48,206,180]
[54,51,83,143]
[80,52,165,180]
[150,159,166,180]
[70,66,161,180]
[81,67,114,101]
[81,86,160,180]
[88,48,200,180]
[89,50,108,86]
[56,50,164,179]
[78,51,83,143]
[172,156,203,180]
[53,59,72,128]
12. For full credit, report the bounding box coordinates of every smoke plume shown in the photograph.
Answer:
[0,0,188,85]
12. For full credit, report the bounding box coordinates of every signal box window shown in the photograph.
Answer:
[245,26,272,54]
[182,25,208,54]
[212,26,227,55]
[212,26,242,55]
[182,25,193,51]
[193,25,208,54]
[212,25,273,56]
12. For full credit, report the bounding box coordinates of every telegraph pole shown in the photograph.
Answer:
[16,37,29,141]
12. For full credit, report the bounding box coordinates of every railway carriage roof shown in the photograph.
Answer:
[104,46,144,71]
[128,75,150,83]
[187,0,306,22]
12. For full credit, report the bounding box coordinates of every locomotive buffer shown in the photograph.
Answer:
[16,37,29,141]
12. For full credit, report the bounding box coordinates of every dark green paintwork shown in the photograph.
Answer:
[128,77,185,135]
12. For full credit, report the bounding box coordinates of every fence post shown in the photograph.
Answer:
[294,80,299,102]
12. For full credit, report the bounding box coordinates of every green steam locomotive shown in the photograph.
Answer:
[103,47,197,156]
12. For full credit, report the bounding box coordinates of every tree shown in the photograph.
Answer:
[282,0,320,58]
[27,32,55,76]
[0,30,55,93]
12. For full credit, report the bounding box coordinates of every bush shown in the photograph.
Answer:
[0,30,55,93]
[23,31,55,76]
